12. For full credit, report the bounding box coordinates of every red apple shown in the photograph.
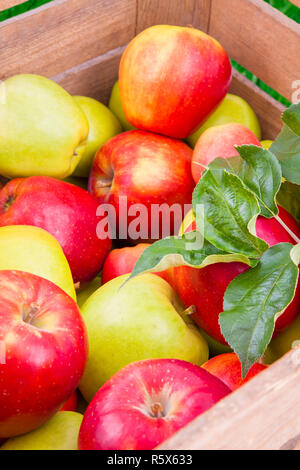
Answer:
[175,206,300,344]
[89,130,194,242]
[119,25,232,139]
[78,358,231,450]
[202,353,267,391]
[59,390,78,412]
[0,270,88,438]
[101,243,175,288]
[0,176,112,283]
[192,123,262,183]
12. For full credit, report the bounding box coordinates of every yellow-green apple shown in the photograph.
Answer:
[187,93,262,147]
[101,244,175,289]
[175,207,300,345]
[77,275,102,309]
[60,391,78,412]
[0,176,112,283]
[260,140,273,150]
[73,96,122,177]
[0,74,89,179]
[108,81,135,131]
[1,412,83,450]
[202,353,267,391]
[119,25,232,139]
[79,359,230,450]
[264,314,300,364]
[0,225,76,299]
[79,273,208,402]
[192,123,261,183]
[0,270,88,438]
[89,130,194,242]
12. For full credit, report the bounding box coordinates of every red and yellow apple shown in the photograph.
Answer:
[202,353,267,391]
[0,270,88,438]
[78,359,231,450]
[192,123,262,183]
[89,130,194,242]
[0,176,111,284]
[175,206,300,344]
[119,25,232,139]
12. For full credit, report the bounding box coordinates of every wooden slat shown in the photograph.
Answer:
[52,46,125,104]
[1,1,24,10]
[158,346,300,450]
[0,0,136,80]
[230,68,285,140]
[136,0,212,33]
[209,0,300,100]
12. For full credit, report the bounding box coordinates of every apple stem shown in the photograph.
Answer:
[182,305,197,316]
[274,214,300,244]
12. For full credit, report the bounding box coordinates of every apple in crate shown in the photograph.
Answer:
[175,207,300,345]
[0,176,112,283]
[89,130,194,241]
[0,270,88,438]
[79,273,209,402]
[79,359,231,450]
[202,353,267,391]
[119,25,232,138]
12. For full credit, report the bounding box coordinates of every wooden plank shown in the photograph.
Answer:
[52,45,125,104]
[209,0,300,100]
[0,0,136,80]
[158,346,300,450]
[230,68,285,140]
[136,0,212,33]
[1,1,24,10]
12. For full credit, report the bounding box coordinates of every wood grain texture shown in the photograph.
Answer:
[136,0,212,33]
[1,1,24,10]
[209,0,300,100]
[158,346,300,450]
[0,0,136,80]
[230,68,285,140]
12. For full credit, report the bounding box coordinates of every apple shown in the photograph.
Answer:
[0,270,88,438]
[264,313,300,364]
[73,96,122,177]
[191,123,262,183]
[261,140,273,150]
[79,273,209,402]
[79,358,230,450]
[63,175,88,190]
[119,25,232,139]
[0,176,112,284]
[0,225,76,299]
[77,275,102,309]
[0,74,89,179]
[1,412,83,450]
[187,93,262,148]
[60,391,78,412]
[101,244,175,289]
[108,81,135,131]
[175,206,300,344]
[202,353,267,391]
[89,130,194,242]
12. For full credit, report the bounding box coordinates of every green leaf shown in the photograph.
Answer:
[277,181,300,226]
[219,243,300,377]
[128,231,251,281]
[210,145,282,218]
[271,103,300,184]
[192,168,268,258]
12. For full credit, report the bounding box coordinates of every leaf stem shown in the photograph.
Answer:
[274,214,300,244]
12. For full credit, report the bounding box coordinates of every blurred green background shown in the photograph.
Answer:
[0,0,299,106]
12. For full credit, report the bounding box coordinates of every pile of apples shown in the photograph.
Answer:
[0,25,299,451]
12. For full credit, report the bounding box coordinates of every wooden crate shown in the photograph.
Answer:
[0,0,300,450]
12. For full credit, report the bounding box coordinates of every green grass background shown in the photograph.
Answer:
[0,0,299,105]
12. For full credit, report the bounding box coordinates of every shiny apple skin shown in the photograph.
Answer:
[192,123,262,183]
[78,359,230,450]
[0,270,88,438]
[89,130,194,242]
[175,206,300,344]
[202,353,267,391]
[0,176,111,283]
[101,243,175,288]
[119,25,232,139]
